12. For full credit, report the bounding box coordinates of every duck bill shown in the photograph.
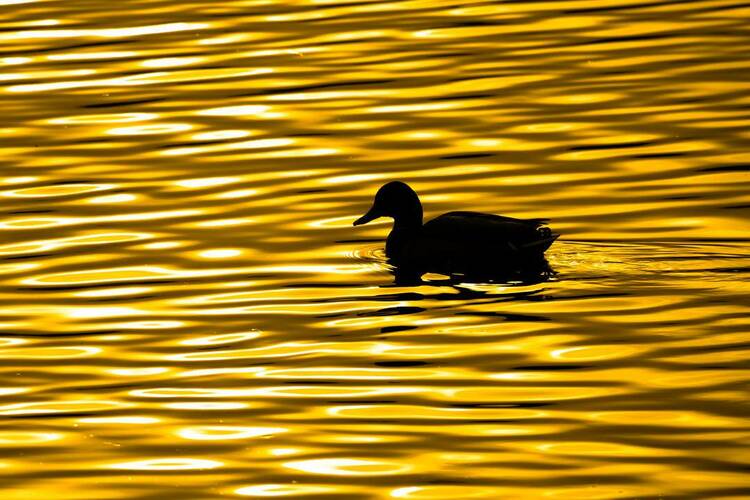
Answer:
[353,206,381,226]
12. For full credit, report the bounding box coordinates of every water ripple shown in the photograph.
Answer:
[0,0,748,498]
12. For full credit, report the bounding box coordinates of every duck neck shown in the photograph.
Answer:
[392,201,423,232]
[386,212,422,261]
[393,214,422,232]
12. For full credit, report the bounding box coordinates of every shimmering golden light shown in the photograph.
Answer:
[47,113,157,124]
[79,417,160,424]
[1,22,209,40]
[2,56,32,65]
[175,177,240,188]
[106,458,222,471]
[87,193,138,203]
[197,104,271,116]
[180,331,261,346]
[284,458,411,476]
[177,426,286,441]
[109,367,169,376]
[192,130,251,141]
[141,56,203,68]
[107,123,193,135]
[0,2,748,499]
[0,401,126,416]
[236,484,335,497]
[215,188,259,199]
[0,432,61,444]
[139,241,185,250]
[164,402,248,411]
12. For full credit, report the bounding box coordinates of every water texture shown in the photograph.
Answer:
[0,0,749,498]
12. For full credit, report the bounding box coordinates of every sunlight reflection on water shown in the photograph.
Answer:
[0,0,748,498]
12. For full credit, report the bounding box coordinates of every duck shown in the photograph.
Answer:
[353,181,558,279]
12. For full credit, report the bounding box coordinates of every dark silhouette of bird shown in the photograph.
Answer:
[353,181,558,283]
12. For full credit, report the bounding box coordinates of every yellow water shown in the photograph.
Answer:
[1,0,749,498]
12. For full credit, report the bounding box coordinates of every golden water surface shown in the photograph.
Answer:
[1,0,749,498]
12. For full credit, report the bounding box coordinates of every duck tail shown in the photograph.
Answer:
[521,233,559,252]
[526,218,550,226]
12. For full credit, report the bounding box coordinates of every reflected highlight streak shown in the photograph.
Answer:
[0,1,747,498]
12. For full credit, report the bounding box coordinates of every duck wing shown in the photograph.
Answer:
[437,211,549,227]
[422,211,557,252]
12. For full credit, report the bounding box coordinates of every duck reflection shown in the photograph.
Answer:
[390,257,555,286]
[354,181,558,285]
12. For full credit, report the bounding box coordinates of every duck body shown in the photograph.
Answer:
[354,182,558,280]
[389,211,556,274]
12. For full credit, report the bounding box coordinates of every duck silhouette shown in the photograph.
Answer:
[354,181,558,283]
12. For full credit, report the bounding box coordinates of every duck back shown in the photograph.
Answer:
[423,211,555,249]
[386,211,557,277]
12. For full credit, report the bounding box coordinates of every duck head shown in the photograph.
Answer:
[353,181,423,228]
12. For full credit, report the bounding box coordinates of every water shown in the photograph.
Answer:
[1,0,749,498]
